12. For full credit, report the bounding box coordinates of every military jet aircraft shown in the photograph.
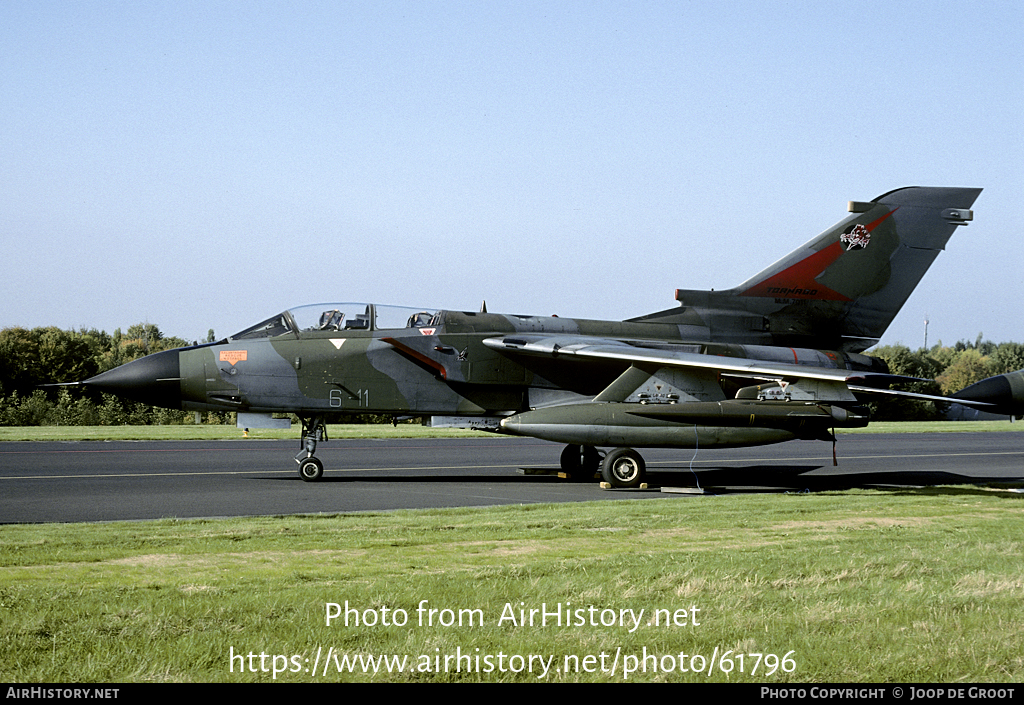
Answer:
[81,186,1024,486]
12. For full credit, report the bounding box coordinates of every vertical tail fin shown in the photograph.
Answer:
[637,187,982,352]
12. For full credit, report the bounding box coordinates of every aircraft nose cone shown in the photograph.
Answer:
[83,349,183,409]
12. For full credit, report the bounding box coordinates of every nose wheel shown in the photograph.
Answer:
[295,416,328,481]
[298,456,324,481]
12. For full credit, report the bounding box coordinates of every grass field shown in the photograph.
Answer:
[0,423,493,442]
[2,421,1022,683]
[0,419,1020,442]
[2,490,1023,682]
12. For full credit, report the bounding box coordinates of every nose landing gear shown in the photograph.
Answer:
[298,456,324,481]
[295,416,328,481]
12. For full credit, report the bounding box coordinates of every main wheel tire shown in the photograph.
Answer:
[298,457,324,482]
[601,448,646,489]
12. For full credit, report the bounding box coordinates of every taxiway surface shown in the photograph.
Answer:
[2,432,1022,523]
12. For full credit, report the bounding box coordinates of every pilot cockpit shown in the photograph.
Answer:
[317,309,344,331]
[316,307,370,330]
[230,303,442,341]
[406,311,434,328]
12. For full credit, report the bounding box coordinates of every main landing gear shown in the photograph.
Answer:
[600,448,647,489]
[296,416,327,482]
[559,444,647,488]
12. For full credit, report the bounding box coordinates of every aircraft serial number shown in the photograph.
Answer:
[330,388,369,407]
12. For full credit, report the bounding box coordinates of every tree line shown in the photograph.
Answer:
[0,324,220,426]
[867,337,1024,420]
[2,323,1023,426]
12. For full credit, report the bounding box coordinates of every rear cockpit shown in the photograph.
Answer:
[230,303,442,341]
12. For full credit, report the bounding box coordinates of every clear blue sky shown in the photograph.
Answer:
[3,1,1021,349]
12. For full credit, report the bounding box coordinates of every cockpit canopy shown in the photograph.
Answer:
[230,303,441,341]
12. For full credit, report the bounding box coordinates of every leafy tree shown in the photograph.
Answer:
[0,327,38,395]
[0,327,98,396]
[53,387,98,426]
[936,348,992,395]
[0,321,194,426]
[929,342,959,370]
[989,342,1024,376]
[0,390,53,426]
[866,344,943,420]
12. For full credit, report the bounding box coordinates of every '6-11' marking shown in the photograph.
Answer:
[330,388,369,407]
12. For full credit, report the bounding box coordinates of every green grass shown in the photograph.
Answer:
[0,419,1020,442]
[2,490,1022,682]
[838,420,1023,434]
[3,419,1021,682]
[0,423,493,442]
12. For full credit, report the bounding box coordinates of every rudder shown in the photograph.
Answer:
[637,187,982,352]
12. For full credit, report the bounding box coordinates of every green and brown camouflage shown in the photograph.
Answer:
[82,186,1021,485]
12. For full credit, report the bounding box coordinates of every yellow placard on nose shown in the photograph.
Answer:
[219,350,248,366]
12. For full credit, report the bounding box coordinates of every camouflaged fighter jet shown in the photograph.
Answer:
[81,186,1024,486]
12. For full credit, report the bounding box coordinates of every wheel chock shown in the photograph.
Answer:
[599,482,649,490]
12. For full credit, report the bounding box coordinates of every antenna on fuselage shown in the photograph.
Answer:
[480,300,487,313]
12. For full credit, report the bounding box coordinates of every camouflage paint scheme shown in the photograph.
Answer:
[85,186,1024,486]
